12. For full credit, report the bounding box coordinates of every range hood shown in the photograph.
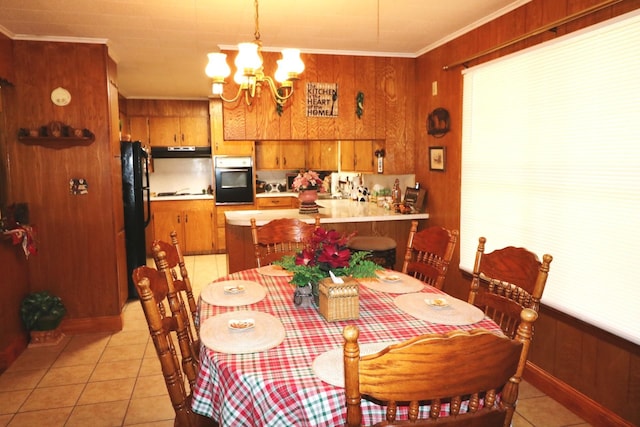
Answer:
[151,146,211,158]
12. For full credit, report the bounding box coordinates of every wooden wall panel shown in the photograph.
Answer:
[415,1,640,424]
[8,41,122,322]
[335,55,355,139]
[0,241,29,373]
[354,56,376,139]
[0,33,14,83]
[220,51,415,174]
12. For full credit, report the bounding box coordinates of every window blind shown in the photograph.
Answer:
[460,10,640,345]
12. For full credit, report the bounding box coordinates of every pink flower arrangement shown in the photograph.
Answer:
[292,170,323,192]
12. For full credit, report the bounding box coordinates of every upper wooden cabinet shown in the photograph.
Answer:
[255,141,306,170]
[125,99,210,147]
[307,141,338,171]
[213,139,254,156]
[128,116,149,145]
[340,140,375,172]
[149,116,209,147]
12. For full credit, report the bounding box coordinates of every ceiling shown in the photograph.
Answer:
[0,0,529,99]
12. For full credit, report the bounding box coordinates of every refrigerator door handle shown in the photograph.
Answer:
[142,148,152,227]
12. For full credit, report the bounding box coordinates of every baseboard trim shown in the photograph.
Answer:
[60,313,123,335]
[524,361,635,427]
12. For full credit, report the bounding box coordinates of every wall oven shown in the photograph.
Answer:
[214,156,254,205]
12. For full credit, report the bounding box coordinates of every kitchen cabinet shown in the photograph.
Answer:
[307,141,338,170]
[256,196,297,209]
[340,140,375,172]
[151,200,214,254]
[148,116,209,147]
[215,204,256,252]
[255,140,306,170]
[128,116,149,145]
[214,139,254,156]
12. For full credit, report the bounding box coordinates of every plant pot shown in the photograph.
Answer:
[293,283,315,308]
[34,314,64,331]
[298,190,319,214]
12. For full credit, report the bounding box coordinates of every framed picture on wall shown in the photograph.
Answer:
[429,146,445,171]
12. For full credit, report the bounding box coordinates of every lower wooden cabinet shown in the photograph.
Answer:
[151,200,214,254]
[256,196,297,209]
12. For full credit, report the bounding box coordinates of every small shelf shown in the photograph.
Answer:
[18,121,95,147]
[18,136,95,146]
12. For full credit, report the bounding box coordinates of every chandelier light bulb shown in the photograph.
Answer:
[235,42,262,75]
[205,52,231,79]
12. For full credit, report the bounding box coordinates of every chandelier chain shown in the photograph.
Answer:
[253,0,261,41]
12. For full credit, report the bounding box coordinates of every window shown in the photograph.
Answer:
[460,10,640,345]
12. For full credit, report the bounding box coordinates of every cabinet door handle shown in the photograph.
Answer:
[181,133,185,142]
[173,134,177,143]
[185,214,188,222]
[283,157,287,167]
[177,215,181,223]
[276,157,279,166]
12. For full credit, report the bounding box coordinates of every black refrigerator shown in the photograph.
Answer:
[121,141,151,299]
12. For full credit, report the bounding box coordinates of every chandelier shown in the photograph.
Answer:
[205,0,305,107]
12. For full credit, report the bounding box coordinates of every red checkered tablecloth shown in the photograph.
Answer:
[191,269,502,426]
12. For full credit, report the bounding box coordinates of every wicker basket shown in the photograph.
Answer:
[318,277,359,321]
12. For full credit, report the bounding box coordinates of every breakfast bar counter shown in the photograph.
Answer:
[224,199,429,273]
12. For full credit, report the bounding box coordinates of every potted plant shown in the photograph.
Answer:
[20,291,67,345]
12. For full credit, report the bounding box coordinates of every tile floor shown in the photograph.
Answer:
[0,254,591,426]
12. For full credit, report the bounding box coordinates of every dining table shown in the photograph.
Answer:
[191,266,503,426]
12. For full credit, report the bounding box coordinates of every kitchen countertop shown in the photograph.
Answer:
[256,191,335,199]
[150,194,214,202]
[225,199,429,226]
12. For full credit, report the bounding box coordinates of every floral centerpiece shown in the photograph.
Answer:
[292,170,325,192]
[274,227,381,302]
[292,170,326,214]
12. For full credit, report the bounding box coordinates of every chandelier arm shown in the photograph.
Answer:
[262,76,295,102]
[218,85,245,104]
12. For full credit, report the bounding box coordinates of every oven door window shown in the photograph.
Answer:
[220,170,248,188]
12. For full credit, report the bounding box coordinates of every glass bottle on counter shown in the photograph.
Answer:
[392,179,402,204]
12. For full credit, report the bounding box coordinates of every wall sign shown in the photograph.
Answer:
[306,83,338,117]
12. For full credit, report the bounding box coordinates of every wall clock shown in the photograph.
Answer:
[51,87,71,106]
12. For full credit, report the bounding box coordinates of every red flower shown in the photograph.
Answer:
[295,248,317,266]
[317,244,351,268]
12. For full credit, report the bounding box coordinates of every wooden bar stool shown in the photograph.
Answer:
[347,236,397,269]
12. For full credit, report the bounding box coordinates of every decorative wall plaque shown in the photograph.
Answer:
[306,83,338,117]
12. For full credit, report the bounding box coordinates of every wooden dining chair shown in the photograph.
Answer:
[343,308,538,427]
[250,215,321,267]
[133,267,217,427]
[468,236,553,339]
[401,221,458,290]
[152,234,199,351]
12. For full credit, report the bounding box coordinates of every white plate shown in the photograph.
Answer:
[200,311,285,354]
[201,280,266,307]
[228,318,255,331]
[425,297,450,308]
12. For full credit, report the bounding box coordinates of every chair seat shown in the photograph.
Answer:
[347,236,397,269]
[347,236,396,251]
